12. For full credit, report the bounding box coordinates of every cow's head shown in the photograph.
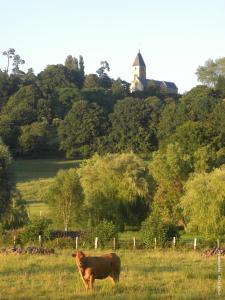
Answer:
[72,251,85,259]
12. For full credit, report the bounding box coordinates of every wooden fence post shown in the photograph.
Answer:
[13,235,16,247]
[217,239,220,248]
[75,236,79,249]
[154,237,157,249]
[113,237,116,250]
[95,237,98,249]
[173,237,176,248]
[38,235,42,246]
[133,237,136,249]
[194,238,197,250]
[217,239,222,297]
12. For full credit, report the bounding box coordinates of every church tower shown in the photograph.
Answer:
[132,50,146,81]
[130,51,146,92]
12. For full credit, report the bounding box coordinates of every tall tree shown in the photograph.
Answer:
[0,142,13,221]
[2,48,15,73]
[196,57,225,87]
[45,169,84,230]
[65,55,78,71]
[58,100,108,158]
[78,153,153,228]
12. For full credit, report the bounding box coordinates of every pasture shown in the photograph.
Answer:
[12,159,80,216]
[0,250,223,299]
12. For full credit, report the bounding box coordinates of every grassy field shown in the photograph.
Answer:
[0,250,223,300]
[12,159,80,216]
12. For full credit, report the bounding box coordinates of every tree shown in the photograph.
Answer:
[96,61,111,88]
[18,121,50,156]
[215,75,225,97]
[196,57,225,87]
[150,143,192,225]
[96,61,110,77]
[78,153,153,228]
[181,167,225,239]
[45,169,84,230]
[12,54,25,75]
[58,100,108,158]
[111,78,126,100]
[108,97,161,153]
[65,55,78,71]
[83,74,100,89]
[2,48,15,73]
[0,142,13,221]
[79,55,85,80]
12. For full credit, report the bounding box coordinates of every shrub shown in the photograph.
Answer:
[86,220,118,248]
[140,210,179,248]
[19,217,52,244]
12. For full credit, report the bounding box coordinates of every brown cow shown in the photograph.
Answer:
[72,251,121,289]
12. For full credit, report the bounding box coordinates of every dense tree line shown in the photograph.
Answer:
[1,50,225,241]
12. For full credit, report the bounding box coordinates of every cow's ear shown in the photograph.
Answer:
[80,251,85,257]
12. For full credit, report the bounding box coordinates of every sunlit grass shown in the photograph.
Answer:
[0,250,223,299]
[12,159,81,217]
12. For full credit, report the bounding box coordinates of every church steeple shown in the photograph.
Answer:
[132,51,146,81]
[132,50,146,67]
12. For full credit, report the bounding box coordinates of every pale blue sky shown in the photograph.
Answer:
[0,0,225,93]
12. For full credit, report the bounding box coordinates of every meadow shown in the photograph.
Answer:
[0,249,223,300]
[12,159,80,216]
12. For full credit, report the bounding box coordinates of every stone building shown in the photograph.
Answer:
[130,51,178,94]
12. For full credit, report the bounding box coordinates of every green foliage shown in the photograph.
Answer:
[109,97,161,153]
[2,190,28,230]
[150,143,191,225]
[45,169,84,230]
[140,209,178,248]
[86,220,118,248]
[18,121,50,156]
[181,167,225,239]
[0,142,13,220]
[78,153,153,228]
[58,100,108,158]
[196,57,225,87]
[19,217,52,244]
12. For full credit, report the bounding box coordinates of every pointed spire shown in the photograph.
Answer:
[132,51,146,67]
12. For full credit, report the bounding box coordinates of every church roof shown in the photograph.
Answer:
[132,51,146,67]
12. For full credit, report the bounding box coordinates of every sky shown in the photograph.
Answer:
[0,0,225,93]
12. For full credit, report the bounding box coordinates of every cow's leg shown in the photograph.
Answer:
[89,275,95,290]
[110,273,119,284]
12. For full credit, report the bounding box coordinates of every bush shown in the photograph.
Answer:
[86,220,119,248]
[140,210,179,248]
[19,217,52,244]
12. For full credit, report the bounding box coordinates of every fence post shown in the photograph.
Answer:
[95,237,98,249]
[173,237,176,248]
[38,235,42,246]
[13,235,16,247]
[154,237,157,250]
[217,239,220,248]
[75,236,79,249]
[194,238,197,251]
[217,242,222,297]
[133,237,136,249]
[39,210,42,217]
[113,237,116,250]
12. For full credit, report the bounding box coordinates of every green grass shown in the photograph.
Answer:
[12,159,80,182]
[12,159,80,216]
[0,250,223,299]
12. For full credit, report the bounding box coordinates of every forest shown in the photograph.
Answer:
[0,49,225,245]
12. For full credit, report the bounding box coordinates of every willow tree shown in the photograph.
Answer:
[181,167,225,239]
[78,153,153,228]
